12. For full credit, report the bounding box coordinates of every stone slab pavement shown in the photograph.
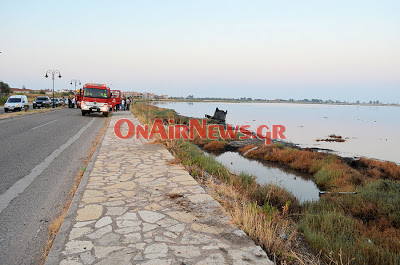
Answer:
[45,111,273,265]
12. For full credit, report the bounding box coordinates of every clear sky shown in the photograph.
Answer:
[1,0,399,102]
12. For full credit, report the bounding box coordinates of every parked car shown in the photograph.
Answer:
[57,98,64,106]
[51,98,62,107]
[33,96,51,109]
[4,95,29,112]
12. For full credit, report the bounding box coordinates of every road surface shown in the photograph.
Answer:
[0,108,107,264]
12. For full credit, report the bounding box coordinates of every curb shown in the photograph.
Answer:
[44,116,111,265]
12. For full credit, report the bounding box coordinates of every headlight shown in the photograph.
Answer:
[16,104,19,107]
[4,104,7,107]
[33,101,36,104]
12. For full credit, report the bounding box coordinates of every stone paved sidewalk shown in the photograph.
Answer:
[46,111,273,265]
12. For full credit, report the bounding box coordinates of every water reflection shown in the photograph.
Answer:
[153,101,400,163]
[212,151,320,203]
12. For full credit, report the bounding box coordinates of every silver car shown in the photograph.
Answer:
[4,95,29,112]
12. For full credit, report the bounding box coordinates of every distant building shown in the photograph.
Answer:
[58,89,74,93]
[11,88,52,94]
[131,92,142,99]
[122,91,142,98]
[121,91,167,100]
[11,88,30,93]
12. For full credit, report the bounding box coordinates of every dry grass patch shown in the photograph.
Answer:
[0,107,57,120]
[357,157,400,180]
[206,178,318,264]
[166,158,180,165]
[203,140,228,152]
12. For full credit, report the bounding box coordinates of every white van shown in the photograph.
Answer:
[4,95,29,112]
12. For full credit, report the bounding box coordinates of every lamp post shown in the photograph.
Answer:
[70,79,81,94]
[45,70,62,108]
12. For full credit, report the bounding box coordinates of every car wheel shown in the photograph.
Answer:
[81,111,86,116]
[4,108,8,112]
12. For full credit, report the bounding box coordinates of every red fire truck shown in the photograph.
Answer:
[75,88,84,108]
[81,83,113,116]
[110,90,121,110]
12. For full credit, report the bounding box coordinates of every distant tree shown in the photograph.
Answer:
[39,91,45,94]
[0,81,11,95]
[187,95,194,99]
[22,85,26,90]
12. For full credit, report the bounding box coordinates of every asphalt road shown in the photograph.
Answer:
[0,108,107,264]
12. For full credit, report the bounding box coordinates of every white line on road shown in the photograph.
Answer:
[31,119,58,130]
[0,118,96,214]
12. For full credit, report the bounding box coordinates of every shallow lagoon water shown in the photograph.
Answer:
[153,101,400,163]
[212,151,320,203]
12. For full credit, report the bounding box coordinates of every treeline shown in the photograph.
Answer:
[169,95,395,105]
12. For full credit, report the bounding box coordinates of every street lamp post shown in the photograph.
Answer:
[70,79,81,94]
[45,70,62,108]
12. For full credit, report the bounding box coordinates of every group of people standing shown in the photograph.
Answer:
[57,96,76,108]
[61,95,132,111]
[114,97,131,112]
[67,97,77,108]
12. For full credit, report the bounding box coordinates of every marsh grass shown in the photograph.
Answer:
[208,179,301,263]
[131,102,177,124]
[203,140,228,152]
[300,184,400,264]
[239,143,400,264]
